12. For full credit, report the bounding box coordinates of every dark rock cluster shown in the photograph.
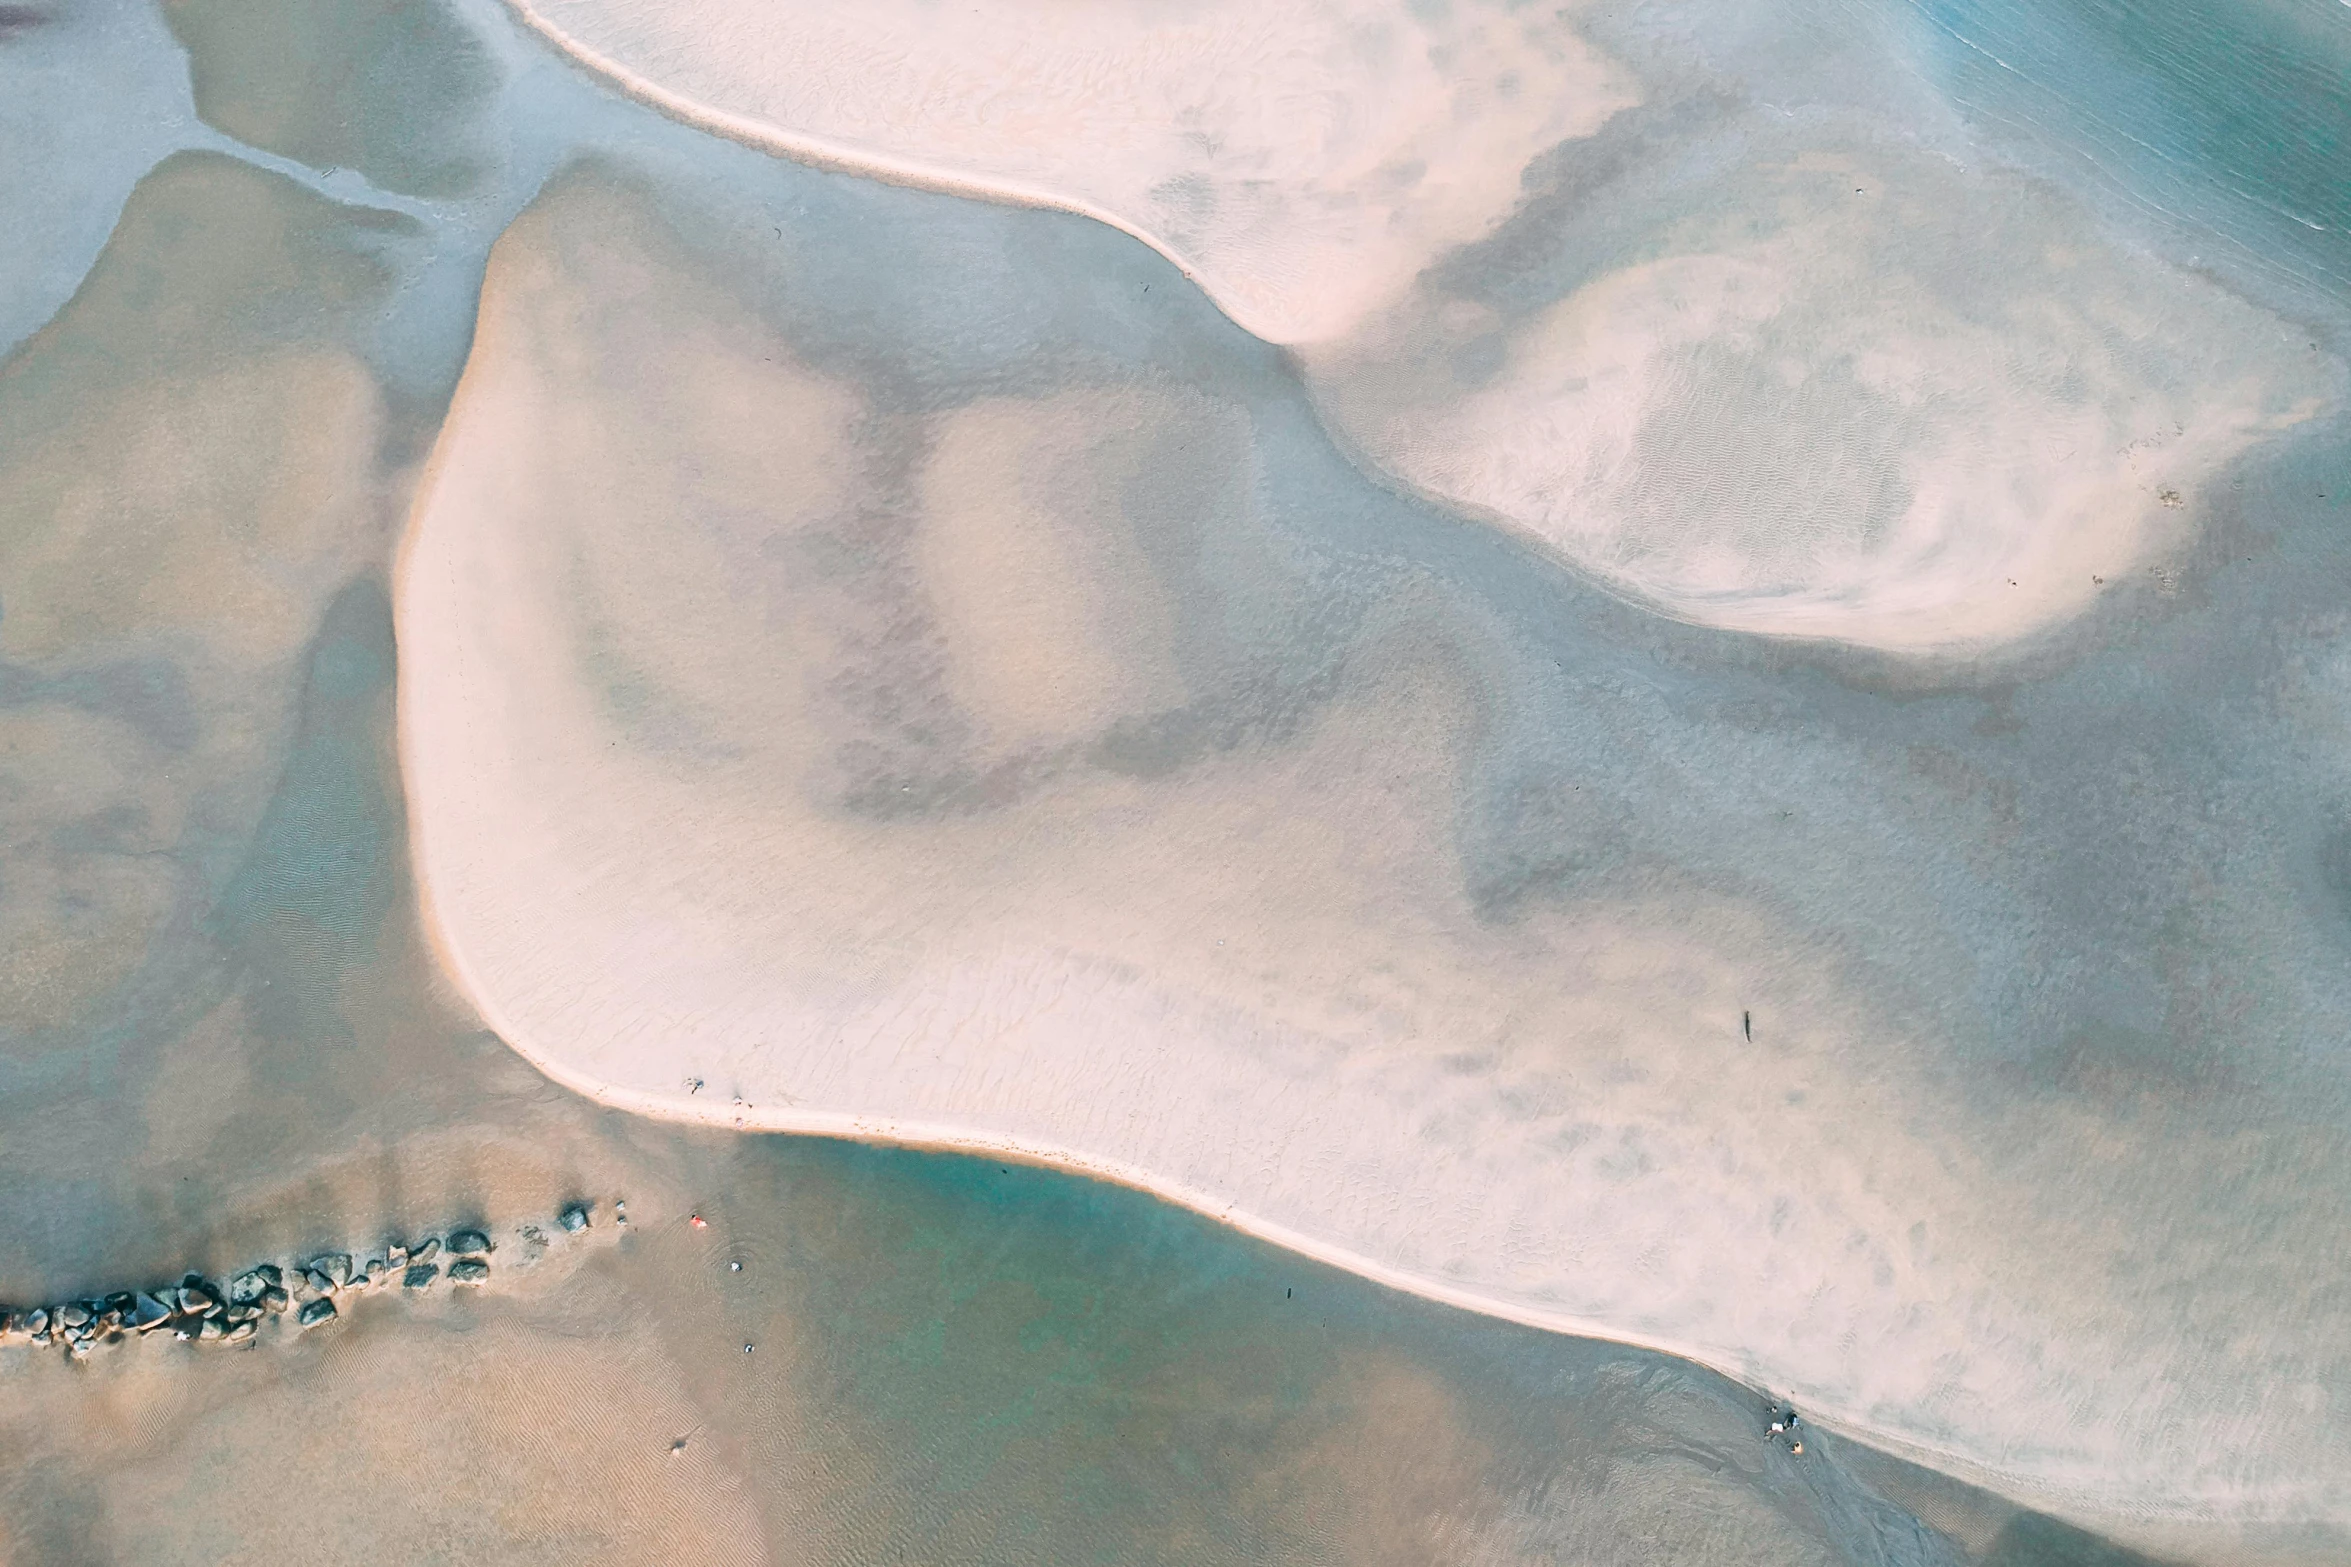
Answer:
[0,1202,607,1363]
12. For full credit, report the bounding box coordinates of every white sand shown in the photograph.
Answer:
[501,0,1636,346]
[1304,141,2340,654]
[395,177,2351,1542]
[495,0,2338,657]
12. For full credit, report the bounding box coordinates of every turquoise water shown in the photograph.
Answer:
[1910,0,2351,293]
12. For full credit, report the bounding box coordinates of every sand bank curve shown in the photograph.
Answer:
[394,167,2351,1549]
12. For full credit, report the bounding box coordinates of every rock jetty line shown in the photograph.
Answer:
[0,1201,616,1363]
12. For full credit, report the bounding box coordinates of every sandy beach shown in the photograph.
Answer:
[393,163,2351,1546]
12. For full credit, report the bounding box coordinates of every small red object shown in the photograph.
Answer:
[688,1214,707,1229]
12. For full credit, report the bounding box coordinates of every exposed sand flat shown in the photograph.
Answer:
[397,170,2351,1543]
[490,0,2339,657]
[502,0,1637,345]
[1303,136,2339,655]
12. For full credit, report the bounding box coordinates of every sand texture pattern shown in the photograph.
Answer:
[397,168,2351,1541]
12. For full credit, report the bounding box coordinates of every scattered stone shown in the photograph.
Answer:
[6,1205,615,1360]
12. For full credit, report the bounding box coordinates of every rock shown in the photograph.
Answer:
[296,1298,337,1329]
[261,1286,291,1314]
[410,1238,441,1263]
[402,1264,438,1290]
[614,1200,628,1228]
[175,1286,213,1316]
[364,1258,388,1286]
[0,1309,21,1343]
[197,1316,224,1342]
[227,1270,269,1306]
[386,1244,408,1268]
[66,1336,93,1360]
[224,1320,256,1343]
[558,1204,590,1234]
[447,1259,489,1285]
[132,1293,172,1331]
[313,1255,353,1288]
[58,1303,91,1329]
[25,1308,48,1336]
[305,1269,336,1296]
[447,1230,491,1258]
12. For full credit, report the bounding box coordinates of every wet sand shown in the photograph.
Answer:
[394,158,2351,1545]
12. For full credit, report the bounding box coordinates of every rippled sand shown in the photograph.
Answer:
[499,0,2339,654]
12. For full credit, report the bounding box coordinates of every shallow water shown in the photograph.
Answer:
[3,0,2348,1560]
